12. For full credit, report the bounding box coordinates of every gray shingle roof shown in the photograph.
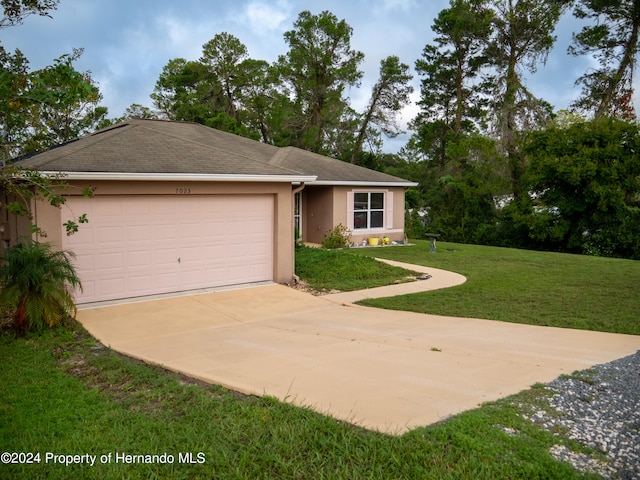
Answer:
[17,119,415,185]
[269,147,414,185]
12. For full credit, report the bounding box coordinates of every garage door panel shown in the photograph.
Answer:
[96,225,125,244]
[226,265,248,282]
[126,250,153,266]
[152,272,179,290]
[154,223,180,240]
[79,280,96,298]
[248,241,270,256]
[249,265,270,278]
[201,221,226,236]
[74,253,94,270]
[226,245,250,261]
[100,278,126,296]
[180,222,203,239]
[180,245,205,260]
[153,246,180,262]
[200,245,226,258]
[127,273,155,289]
[100,249,126,263]
[126,225,152,242]
[62,195,274,303]
[204,263,225,275]
[70,229,95,248]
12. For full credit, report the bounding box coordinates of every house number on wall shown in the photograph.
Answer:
[175,187,191,194]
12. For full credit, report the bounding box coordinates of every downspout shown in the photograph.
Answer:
[292,182,306,196]
[291,182,306,285]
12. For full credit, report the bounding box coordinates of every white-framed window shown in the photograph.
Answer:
[347,190,394,232]
[353,192,385,229]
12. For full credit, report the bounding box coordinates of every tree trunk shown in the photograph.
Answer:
[595,14,639,119]
[350,93,379,164]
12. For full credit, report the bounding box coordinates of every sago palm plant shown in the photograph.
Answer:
[0,241,82,333]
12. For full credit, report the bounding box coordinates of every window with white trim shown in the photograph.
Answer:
[353,192,385,229]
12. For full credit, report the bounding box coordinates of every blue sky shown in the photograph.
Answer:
[2,0,635,152]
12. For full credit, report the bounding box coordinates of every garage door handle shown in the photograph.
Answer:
[178,257,181,263]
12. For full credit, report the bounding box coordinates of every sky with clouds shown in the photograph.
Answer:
[2,0,636,153]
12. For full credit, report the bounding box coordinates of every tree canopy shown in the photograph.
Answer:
[524,117,640,258]
[3,0,640,259]
[1,0,59,28]
[400,0,639,258]
[1,0,99,236]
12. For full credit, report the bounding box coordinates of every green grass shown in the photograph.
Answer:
[294,245,418,292]
[1,323,600,479]
[345,240,640,335]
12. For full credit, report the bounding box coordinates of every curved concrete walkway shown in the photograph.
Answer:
[77,261,640,434]
[323,258,466,304]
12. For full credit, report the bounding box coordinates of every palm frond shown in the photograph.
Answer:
[0,241,82,332]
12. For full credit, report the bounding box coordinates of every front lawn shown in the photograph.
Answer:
[294,245,418,292]
[315,240,640,335]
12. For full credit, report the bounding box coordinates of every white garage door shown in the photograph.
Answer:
[61,195,274,303]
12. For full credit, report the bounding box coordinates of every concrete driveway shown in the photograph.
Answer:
[77,261,640,434]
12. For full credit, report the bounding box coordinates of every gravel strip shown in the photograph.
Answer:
[526,350,640,479]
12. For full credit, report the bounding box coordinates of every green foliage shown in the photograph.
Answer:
[115,103,159,122]
[523,117,640,258]
[295,245,417,291]
[152,11,366,157]
[491,199,539,250]
[321,223,352,249]
[403,130,505,244]
[405,207,428,240]
[151,37,283,143]
[350,55,413,164]
[0,46,107,161]
[486,0,564,202]
[276,10,364,154]
[0,165,95,237]
[0,241,81,333]
[413,0,493,140]
[0,7,98,241]
[565,0,640,119]
[0,0,59,28]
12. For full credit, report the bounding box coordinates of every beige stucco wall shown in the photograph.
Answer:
[303,185,407,245]
[302,186,334,244]
[25,180,296,285]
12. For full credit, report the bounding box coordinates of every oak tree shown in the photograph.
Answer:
[524,117,640,258]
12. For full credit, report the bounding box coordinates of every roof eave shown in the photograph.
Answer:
[307,180,419,187]
[43,171,318,183]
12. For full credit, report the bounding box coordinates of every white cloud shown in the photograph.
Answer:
[376,0,419,13]
[244,1,291,34]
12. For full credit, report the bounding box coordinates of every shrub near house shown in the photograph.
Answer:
[0,242,81,333]
[321,224,352,249]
